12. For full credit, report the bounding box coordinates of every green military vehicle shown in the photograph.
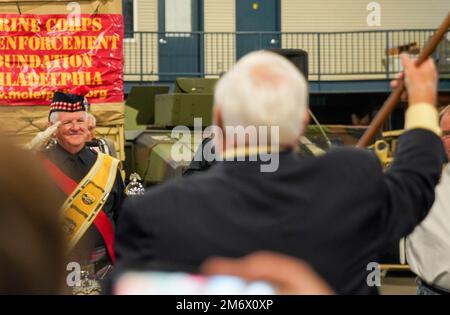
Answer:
[124,77,382,186]
[124,78,217,186]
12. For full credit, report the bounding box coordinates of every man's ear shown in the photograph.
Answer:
[212,105,225,153]
[303,109,311,127]
[213,105,223,130]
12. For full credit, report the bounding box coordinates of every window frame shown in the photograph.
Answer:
[123,0,138,42]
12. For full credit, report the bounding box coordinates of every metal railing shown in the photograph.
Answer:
[123,29,450,81]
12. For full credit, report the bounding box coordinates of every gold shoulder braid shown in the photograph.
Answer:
[61,152,119,254]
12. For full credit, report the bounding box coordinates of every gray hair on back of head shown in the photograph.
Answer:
[87,112,96,127]
[214,50,309,145]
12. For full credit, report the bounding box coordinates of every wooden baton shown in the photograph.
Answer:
[356,12,450,148]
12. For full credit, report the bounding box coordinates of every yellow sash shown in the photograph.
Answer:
[61,153,120,254]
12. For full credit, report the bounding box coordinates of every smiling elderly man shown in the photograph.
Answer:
[41,90,125,281]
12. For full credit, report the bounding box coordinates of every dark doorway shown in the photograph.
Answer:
[158,0,204,81]
[236,0,280,60]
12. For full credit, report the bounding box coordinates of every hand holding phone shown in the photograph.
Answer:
[114,251,334,295]
[201,251,334,295]
[115,272,275,295]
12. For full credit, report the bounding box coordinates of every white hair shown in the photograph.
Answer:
[87,112,96,127]
[48,111,87,124]
[214,50,309,145]
[48,111,59,124]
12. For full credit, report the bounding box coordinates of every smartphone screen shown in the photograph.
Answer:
[114,271,276,295]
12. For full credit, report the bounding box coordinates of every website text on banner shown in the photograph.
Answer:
[0,14,124,105]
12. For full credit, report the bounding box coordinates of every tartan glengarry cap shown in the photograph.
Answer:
[49,86,90,116]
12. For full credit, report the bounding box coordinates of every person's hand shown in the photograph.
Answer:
[201,251,335,295]
[390,54,438,106]
[26,121,61,151]
[390,71,408,101]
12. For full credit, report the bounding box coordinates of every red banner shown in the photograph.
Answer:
[0,14,123,105]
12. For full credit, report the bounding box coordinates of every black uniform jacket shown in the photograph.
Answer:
[182,137,215,176]
[44,144,125,260]
[116,129,447,294]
